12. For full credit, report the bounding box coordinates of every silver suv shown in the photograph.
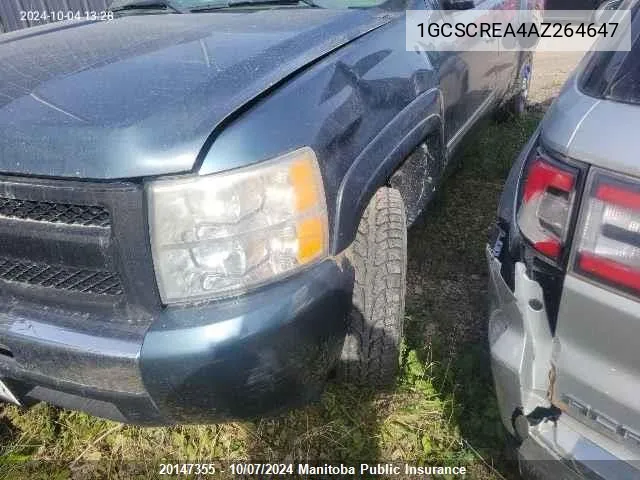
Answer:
[488,7,640,479]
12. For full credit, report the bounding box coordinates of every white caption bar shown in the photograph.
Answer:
[406,9,632,52]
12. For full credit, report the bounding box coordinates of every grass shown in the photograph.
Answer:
[0,113,543,479]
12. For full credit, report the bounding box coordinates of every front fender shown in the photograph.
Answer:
[333,88,443,251]
[197,17,442,255]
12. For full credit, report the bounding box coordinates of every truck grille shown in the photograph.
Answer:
[0,197,110,227]
[0,176,161,316]
[0,257,123,296]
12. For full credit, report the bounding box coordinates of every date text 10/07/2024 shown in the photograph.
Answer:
[158,463,469,476]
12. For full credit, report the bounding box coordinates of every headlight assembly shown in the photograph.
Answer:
[147,147,328,304]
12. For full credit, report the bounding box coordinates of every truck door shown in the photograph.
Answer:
[422,0,504,151]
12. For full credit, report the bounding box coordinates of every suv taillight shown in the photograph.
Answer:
[518,154,579,261]
[575,170,640,295]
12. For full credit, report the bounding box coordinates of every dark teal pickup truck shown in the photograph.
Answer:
[0,0,531,424]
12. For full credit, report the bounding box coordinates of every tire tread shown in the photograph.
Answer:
[340,187,407,387]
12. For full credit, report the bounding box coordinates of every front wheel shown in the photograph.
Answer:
[339,187,407,388]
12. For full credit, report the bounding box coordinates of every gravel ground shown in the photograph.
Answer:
[529,51,585,106]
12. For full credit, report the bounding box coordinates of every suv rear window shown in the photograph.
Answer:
[606,40,640,103]
[579,7,640,104]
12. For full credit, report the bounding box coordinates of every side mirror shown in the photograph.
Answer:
[442,0,475,10]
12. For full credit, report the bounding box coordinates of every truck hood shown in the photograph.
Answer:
[0,10,390,179]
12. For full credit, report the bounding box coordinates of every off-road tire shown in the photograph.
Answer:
[339,187,407,387]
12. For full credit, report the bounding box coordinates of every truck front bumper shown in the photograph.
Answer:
[0,259,352,424]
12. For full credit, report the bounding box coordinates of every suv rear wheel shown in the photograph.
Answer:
[339,187,407,387]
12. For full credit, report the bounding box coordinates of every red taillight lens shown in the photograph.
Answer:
[575,172,640,295]
[518,155,578,260]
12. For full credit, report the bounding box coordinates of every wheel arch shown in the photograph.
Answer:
[332,87,444,253]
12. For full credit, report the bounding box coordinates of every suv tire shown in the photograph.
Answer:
[340,187,407,387]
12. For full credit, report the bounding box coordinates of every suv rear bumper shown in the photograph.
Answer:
[0,259,352,424]
[487,246,640,479]
[519,413,640,480]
